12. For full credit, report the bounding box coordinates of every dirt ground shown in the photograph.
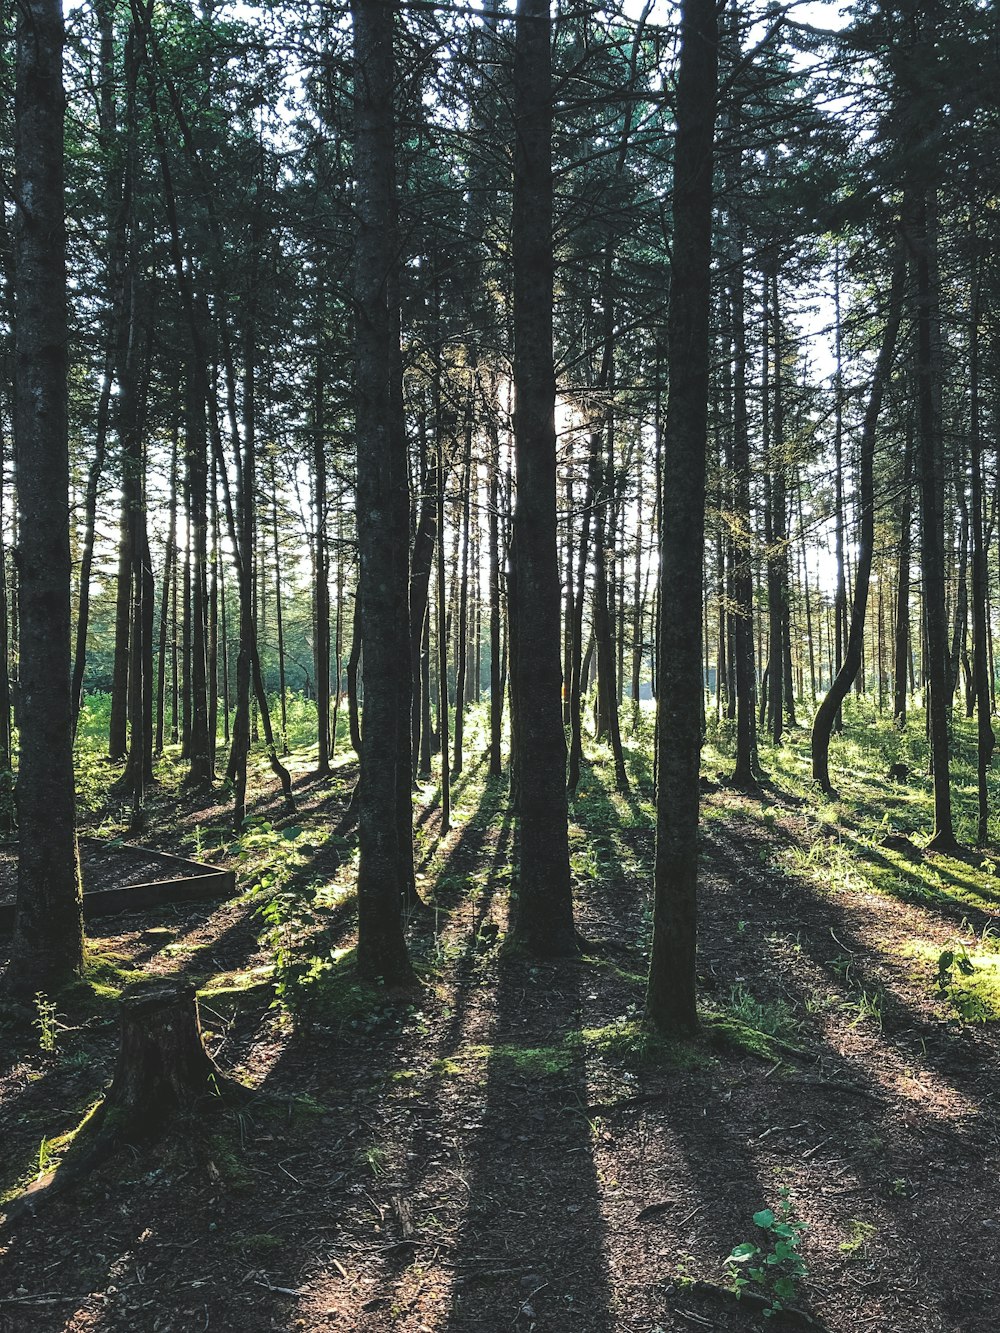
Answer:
[1,760,997,1333]
[0,843,210,909]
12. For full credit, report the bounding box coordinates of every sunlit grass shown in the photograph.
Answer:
[703,698,1000,925]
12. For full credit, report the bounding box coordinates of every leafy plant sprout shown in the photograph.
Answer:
[33,992,58,1054]
[725,1187,808,1316]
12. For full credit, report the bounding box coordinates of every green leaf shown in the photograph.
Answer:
[753,1209,775,1229]
[728,1242,758,1260]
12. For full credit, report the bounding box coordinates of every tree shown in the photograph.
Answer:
[351,0,417,987]
[508,0,576,957]
[4,0,85,995]
[645,0,718,1036]
[811,253,905,794]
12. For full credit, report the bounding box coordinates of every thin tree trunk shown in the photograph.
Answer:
[410,406,436,779]
[910,187,956,849]
[271,458,288,755]
[436,427,451,833]
[313,290,332,777]
[156,414,178,755]
[811,255,905,792]
[453,404,472,779]
[893,412,914,723]
[969,253,994,841]
[488,404,503,777]
[184,355,212,788]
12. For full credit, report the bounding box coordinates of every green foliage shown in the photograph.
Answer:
[904,935,1000,1022]
[32,993,58,1054]
[257,887,337,1012]
[725,1188,809,1316]
[839,1218,876,1257]
[935,944,976,993]
[705,985,804,1062]
[36,1136,57,1176]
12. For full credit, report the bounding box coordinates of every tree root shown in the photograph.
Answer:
[672,1279,826,1329]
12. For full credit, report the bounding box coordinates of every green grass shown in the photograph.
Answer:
[704,985,805,1062]
[704,699,1000,931]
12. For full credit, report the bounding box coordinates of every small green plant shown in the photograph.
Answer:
[935,944,976,994]
[725,1188,808,1316]
[33,992,58,1054]
[672,1253,698,1292]
[362,1144,388,1177]
[37,1136,57,1176]
[850,987,884,1031]
[839,1218,876,1257]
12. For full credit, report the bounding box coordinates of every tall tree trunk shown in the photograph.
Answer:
[208,452,220,767]
[71,9,134,737]
[271,459,288,755]
[910,188,956,849]
[119,278,156,816]
[347,593,362,756]
[487,404,503,777]
[313,287,332,778]
[969,254,994,842]
[453,407,472,779]
[645,0,718,1035]
[567,424,597,792]
[766,272,788,743]
[184,357,212,788]
[594,424,629,792]
[436,428,451,833]
[509,0,576,956]
[109,492,131,761]
[631,475,644,729]
[4,0,84,995]
[832,249,847,731]
[409,407,436,779]
[156,413,178,755]
[351,0,416,985]
[893,410,914,724]
[811,256,905,792]
[726,169,761,786]
[948,488,969,707]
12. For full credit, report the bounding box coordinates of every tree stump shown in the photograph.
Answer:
[1,979,248,1229]
[93,979,247,1141]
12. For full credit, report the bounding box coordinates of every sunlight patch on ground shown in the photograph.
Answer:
[901,936,1000,1024]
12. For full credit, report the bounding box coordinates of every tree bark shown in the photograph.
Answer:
[4,0,84,995]
[968,254,994,841]
[352,0,416,985]
[645,0,718,1036]
[509,0,576,957]
[811,256,904,793]
[893,412,914,724]
[910,188,956,849]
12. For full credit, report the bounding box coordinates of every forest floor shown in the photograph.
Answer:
[1,704,999,1333]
